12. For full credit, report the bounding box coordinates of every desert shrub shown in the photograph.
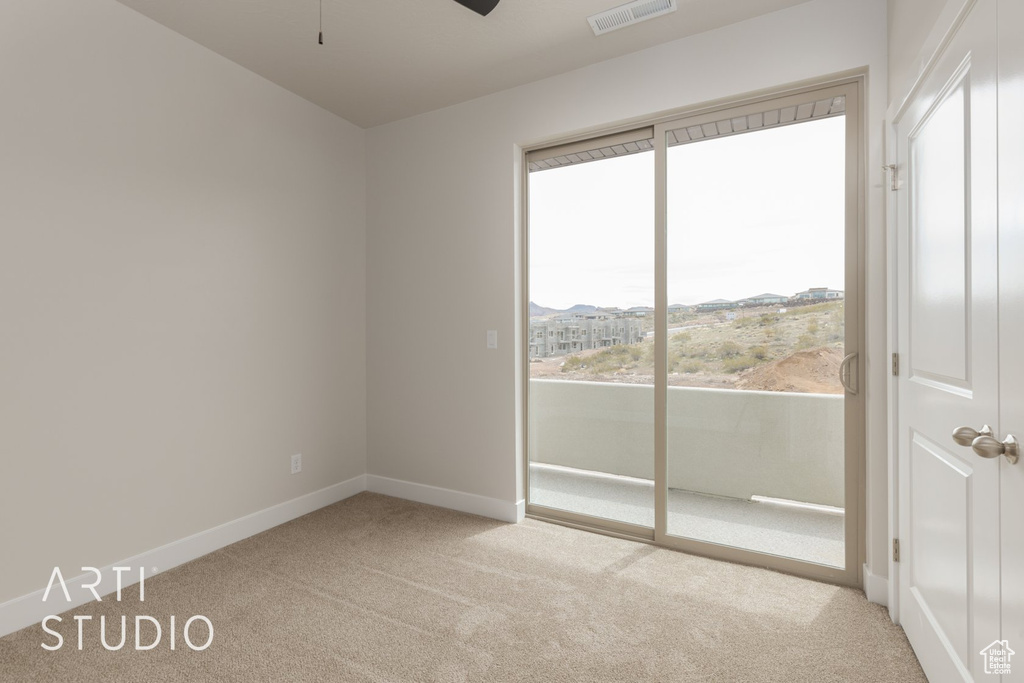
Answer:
[689,344,713,358]
[807,321,820,334]
[796,334,817,349]
[788,301,831,315]
[722,355,757,373]
[577,343,655,373]
[589,347,628,372]
[749,345,769,360]
[561,355,586,372]
[682,360,704,374]
[720,340,742,357]
[586,357,614,373]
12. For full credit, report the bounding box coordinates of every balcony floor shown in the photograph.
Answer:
[529,463,844,568]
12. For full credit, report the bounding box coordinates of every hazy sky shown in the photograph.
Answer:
[529,116,845,310]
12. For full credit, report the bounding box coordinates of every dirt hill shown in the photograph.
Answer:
[735,347,844,394]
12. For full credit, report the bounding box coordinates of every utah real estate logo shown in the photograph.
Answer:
[979,639,1014,675]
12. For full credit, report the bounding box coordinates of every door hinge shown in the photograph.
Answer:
[892,353,900,376]
[893,538,900,563]
[884,164,899,191]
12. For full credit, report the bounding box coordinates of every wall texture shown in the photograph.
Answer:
[0,0,366,604]
[366,0,890,585]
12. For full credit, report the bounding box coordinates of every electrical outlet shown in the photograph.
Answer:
[290,454,302,474]
[487,330,497,349]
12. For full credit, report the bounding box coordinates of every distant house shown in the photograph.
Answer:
[668,304,691,314]
[793,287,844,300]
[741,293,788,306]
[696,298,736,311]
[624,306,655,317]
[528,316,643,358]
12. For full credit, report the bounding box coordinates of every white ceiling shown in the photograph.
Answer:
[116,0,812,128]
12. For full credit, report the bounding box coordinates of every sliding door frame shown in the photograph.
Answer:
[521,74,867,587]
[652,80,864,586]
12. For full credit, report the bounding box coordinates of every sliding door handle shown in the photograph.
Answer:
[839,352,858,395]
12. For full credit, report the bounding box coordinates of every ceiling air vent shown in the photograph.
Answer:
[588,0,677,36]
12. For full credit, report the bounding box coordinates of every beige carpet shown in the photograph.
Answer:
[0,493,924,682]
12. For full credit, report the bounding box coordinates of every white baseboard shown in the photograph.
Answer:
[863,562,889,607]
[0,474,367,639]
[366,474,521,523]
[0,472,523,639]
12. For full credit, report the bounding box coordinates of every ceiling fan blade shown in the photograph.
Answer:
[453,0,500,16]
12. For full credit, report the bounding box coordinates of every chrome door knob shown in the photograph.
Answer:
[971,435,1020,465]
[952,425,993,447]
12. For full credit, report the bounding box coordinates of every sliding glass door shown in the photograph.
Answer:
[526,129,655,533]
[525,81,862,584]
[656,85,860,579]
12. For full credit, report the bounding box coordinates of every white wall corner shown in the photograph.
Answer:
[0,474,368,639]
[366,475,522,524]
[863,562,889,608]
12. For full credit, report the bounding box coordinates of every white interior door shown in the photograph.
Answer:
[895,0,1002,680]
[998,0,1024,674]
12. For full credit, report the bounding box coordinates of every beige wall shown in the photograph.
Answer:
[0,0,900,607]
[0,0,366,603]
[366,0,890,583]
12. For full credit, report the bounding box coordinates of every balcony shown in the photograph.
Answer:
[529,379,845,567]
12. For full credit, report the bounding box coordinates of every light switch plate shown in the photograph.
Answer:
[487,330,497,349]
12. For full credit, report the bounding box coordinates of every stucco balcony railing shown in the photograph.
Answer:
[529,379,844,508]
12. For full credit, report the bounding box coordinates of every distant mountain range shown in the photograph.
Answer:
[529,302,598,317]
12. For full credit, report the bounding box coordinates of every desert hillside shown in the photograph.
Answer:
[530,300,845,394]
